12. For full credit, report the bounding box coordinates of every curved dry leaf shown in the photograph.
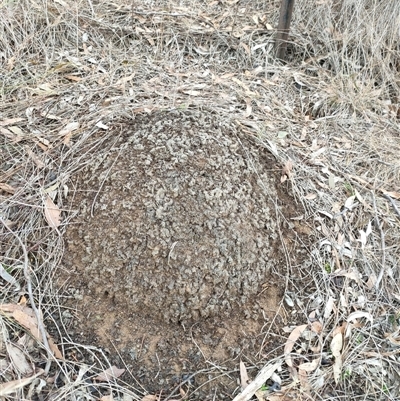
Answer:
[44,196,61,229]
[7,343,33,376]
[94,365,125,382]
[347,311,373,324]
[284,324,308,367]
[0,304,63,359]
[48,337,63,359]
[12,309,41,340]
[298,358,320,372]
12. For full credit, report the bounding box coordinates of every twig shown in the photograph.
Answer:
[1,219,53,375]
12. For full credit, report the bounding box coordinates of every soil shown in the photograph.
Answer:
[57,110,310,397]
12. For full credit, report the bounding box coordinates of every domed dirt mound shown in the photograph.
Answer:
[62,110,282,325]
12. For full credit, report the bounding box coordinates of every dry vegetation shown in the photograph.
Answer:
[1,0,400,400]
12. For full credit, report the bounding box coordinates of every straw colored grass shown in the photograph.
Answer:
[1,0,399,399]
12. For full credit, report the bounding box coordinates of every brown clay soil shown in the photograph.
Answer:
[57,110,311,397]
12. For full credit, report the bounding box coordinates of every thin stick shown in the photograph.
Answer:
[1,219,53,375]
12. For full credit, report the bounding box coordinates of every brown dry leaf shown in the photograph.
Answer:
[1,304,63,359]
[94,365,125,382]
[331,333,343,384]
[0,368,44,396]
[281,160,293,183]
[0,303,30,314]
[48,336,63,359]
[140,395,158,401]
[0,183,17,194]
[284,324,308,367]
[44,196,61,229]
[240,360,250,390]
[311,321,323,334]
[7,343,33,376]
[12,309,41,340]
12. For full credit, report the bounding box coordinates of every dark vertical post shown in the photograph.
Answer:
[275,0,295,60]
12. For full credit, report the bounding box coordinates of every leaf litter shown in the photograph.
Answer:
[1,0,399,399]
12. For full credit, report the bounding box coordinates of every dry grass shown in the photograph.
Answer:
[1,0,400,399]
